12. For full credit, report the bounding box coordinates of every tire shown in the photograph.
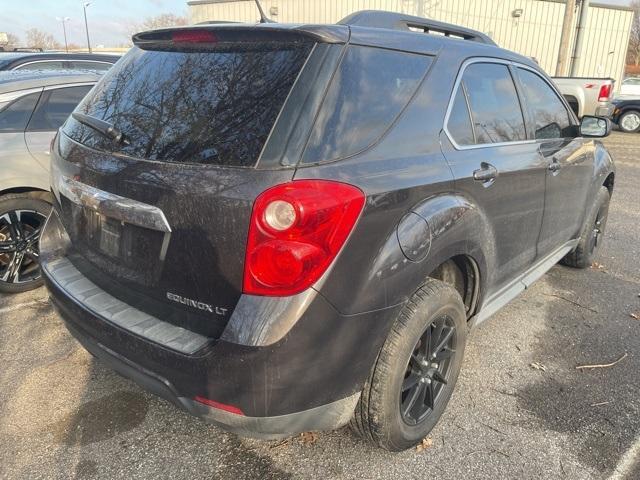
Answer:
[350,278,467,451]
[0,194,51,294]
[618,110,640,133]
[561,186,610,269]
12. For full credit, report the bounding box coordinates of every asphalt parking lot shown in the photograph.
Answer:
[0,132,639,480]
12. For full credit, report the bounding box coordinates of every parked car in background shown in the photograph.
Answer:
[0,52,120,72]
[41,12,614,451]
[552,76,614,118]
[611,97,640,133]
[619,76,640,97]
[0,70,99,292]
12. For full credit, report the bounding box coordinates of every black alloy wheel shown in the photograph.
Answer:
[587,199,608,256]
[0,194,51,293]
[400,314,457,425]
[351,279,467,451]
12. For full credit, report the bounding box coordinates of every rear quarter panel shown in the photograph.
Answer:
[294,44,498,316]
[0,132,50,194]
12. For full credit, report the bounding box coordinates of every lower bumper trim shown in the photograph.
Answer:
[63,313,359,439]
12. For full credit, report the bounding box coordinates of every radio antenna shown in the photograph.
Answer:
[254,0,275,23]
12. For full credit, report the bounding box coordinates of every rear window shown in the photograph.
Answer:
[63,43,312,166]
[301,46,431,164]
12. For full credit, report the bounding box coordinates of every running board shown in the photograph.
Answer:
[469,240,578,328]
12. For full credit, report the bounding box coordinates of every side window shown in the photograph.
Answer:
[302,46,431,164]
[0,92,41,131]
[27,85,92,131]
[517,68,573,139]
[447,87,475,146]
[462,63,526,144]
[14,61,65,71]
[67,61,112,71]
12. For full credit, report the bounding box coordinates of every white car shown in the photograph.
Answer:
[620,77,640,97]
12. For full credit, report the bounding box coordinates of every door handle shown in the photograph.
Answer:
[473,163,498,182]
[548,157,562,173]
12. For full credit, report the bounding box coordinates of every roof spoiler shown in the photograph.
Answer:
[339,10,496,46]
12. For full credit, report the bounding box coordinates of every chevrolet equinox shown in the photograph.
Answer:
[40,11,615,451]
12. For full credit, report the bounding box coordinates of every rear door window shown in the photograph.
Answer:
[63,43,312,166]
[302,46,431,164]
[27,85,93,131]
[0,91,41,131]
[517,68,573,139]
[461,63,526,144]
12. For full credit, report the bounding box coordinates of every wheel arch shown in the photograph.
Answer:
[428,254,481,319]
[0,187,53,203]
[603,171,615,195]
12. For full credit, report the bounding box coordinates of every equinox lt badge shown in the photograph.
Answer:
[166,292,227,316]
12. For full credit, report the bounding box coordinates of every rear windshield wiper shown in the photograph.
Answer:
[72,112,130,145]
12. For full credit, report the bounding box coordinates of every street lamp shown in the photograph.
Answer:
[56,16,71,53]
[83,2,92,53]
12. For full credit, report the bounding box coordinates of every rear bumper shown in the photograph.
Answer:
[595,104,614,118]
[41,208,399,437]
[61,314,358,439]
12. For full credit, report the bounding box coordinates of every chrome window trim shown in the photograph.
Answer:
[0,87,44,104]
[12,59,113,70]
[443,57,537,151]
[42,82,96,92]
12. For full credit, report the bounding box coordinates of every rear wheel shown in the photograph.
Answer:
[618,110,640,133]
[561,186,610,269]
[351,279,466,451]
[0,194,51,293]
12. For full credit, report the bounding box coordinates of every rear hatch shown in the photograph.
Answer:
[51,26,333,338]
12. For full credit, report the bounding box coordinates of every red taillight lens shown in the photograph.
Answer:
[243,180,366,296]
[171,30,217,43]
[598,84,612,102]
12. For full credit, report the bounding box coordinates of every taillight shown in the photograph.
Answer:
[171,30,217,43]
[598,84,612,102]
[243,180,366,296]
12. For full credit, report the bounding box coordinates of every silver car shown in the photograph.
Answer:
[0,71,99,292]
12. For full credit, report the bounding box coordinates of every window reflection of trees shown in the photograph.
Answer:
[65,43,311,166]
[462,64,526,144]
[517,69,572,140]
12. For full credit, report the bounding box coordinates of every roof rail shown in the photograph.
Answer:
[338,10,496,46]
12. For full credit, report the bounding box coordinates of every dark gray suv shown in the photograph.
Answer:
[40,11,614,451]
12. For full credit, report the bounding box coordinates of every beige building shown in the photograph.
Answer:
[188,0,634,88]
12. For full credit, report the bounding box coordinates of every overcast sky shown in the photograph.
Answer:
[0,0,633,48]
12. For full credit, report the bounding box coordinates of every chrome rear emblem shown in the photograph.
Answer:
[166,292,227,316]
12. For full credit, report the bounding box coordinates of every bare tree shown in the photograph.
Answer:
[124,13,189,44]
[25,28,61,50]
[139,13,188,30]
[627,0,640,65]
[2,32,21,50]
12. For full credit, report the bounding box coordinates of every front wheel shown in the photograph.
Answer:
[561,186,610,269]
[0,194,51,294]
[350,278,467,451]
[618,110,640,133]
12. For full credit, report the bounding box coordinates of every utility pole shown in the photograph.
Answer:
[570,0,590,76]
[556,0,577,76]
[56,17,70,53]
[83,2,92,53]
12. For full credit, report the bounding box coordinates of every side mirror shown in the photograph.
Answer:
[580,115,612,138]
